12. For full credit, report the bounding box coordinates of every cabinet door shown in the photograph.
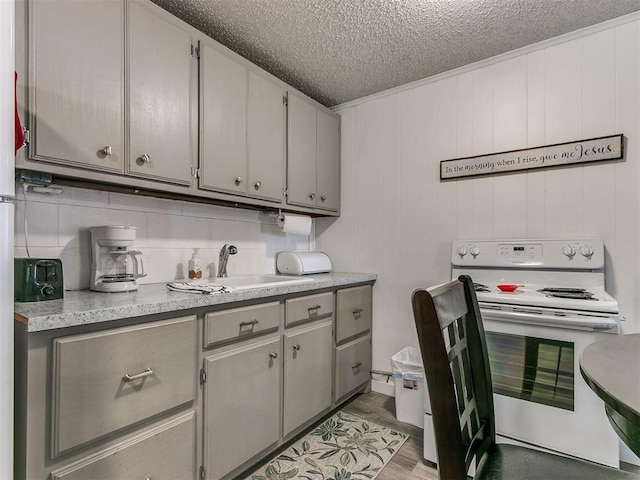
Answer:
[127,2,193,185]
[50,412,195,480]
[51,315,197,455]
[316,109,341,211]
[248,71,285,202]
[335,335,372,401]
[283,321,333,437]
[29,0,124,172]
[287,93,317,207]
[204,337,281,479]
[200,43,248,195]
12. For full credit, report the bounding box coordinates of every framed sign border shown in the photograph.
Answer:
[440,133,624,181]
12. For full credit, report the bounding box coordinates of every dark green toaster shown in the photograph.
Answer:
[14,258,64,302]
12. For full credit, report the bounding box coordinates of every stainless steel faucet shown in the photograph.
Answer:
[217,244,237,277]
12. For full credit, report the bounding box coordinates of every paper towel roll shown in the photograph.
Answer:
[277,214,312,236]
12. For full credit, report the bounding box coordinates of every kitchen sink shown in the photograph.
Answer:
[214,274,314,291]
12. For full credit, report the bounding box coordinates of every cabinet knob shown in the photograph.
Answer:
[102,146,113,156]
[352,361,362,369]
[320,195,327,202]
[269,352,278,359]
[139,153,151,164]
[352,308,363,319]
[309,193,316,201]
[235,176,244,186]
[254,181,261,190]
[292,344,301,351]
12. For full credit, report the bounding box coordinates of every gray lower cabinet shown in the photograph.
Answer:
[14,314,198,480]
[49,412,196,480]
[334,285,373,401]
[203,336,282,480]
[283,320,334,437]
[15,283,373,480]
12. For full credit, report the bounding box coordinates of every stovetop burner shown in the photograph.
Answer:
[537,287,597,301]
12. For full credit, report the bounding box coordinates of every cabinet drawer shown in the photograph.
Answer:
[335,335,371,401]
[50,412,196,480]
[285,292,333,327]
[204,301,280,347]
[51,315,197,455]
[336,285,372,343]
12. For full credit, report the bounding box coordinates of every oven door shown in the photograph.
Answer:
[480,311,620,467]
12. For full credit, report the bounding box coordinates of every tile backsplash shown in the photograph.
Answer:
[14,185,313,290]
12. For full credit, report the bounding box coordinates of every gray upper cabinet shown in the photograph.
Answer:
[247,71,286,202]
[316,109,341,211]
[127,1,193,185]
[29,0,125,173]
[23,0,337,214]
[200,41,285,203]
[287,92,340,212]
[200,41,248,196]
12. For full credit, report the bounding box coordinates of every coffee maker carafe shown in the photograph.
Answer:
[90,226,146,292]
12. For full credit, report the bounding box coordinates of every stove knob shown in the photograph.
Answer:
[470,246,481,258]
[457,246,468,258]
[580,245,594,259]
[561,245,576,259]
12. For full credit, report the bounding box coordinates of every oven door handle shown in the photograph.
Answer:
[480,308,619,331]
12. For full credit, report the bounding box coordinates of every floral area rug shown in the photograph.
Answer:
[245,411,409,480]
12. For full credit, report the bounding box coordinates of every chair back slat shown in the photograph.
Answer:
[412,275,496,480]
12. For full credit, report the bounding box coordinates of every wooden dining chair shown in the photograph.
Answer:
[411,275,639,480]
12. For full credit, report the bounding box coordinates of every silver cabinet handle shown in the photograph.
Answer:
[235,176,244,186]
[269,352,278,359]
[140,153,151,164]
[292,344,301,351]
[254,181,261,190]
[352,308,363,319]
[102,146,113,156]
[307,304,322,314]
[123,367,153,382]
[309,193,316,200]
[240,319,259,327]
[320,195,327,202]
[352,361,362,369]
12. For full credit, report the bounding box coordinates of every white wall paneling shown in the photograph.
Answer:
[318,16,640,391]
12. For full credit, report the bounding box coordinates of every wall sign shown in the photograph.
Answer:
[440,134,624,180]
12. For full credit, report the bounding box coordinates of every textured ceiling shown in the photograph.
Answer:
[151,0,640,107]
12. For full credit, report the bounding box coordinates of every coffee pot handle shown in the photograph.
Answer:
[129,251,147,278]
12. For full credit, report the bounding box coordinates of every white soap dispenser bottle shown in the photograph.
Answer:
[188,248,203,280]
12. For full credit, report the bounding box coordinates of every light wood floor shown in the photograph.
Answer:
[341,391,438,480]
[341,391,640,479]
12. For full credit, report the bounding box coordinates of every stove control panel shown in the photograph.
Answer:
[452,239,604,269]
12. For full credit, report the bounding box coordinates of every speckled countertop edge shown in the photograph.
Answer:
[14,272,377,332]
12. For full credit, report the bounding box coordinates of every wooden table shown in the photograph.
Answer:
[580,333,640,458]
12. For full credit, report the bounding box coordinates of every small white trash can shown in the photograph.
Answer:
[391,346,425,429]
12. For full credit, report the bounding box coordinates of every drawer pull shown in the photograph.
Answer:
[240,319,259,327]
[293,344,301,351]
[352,308,363,319]
[352,361,363,369]
[307,304,322,315]
[123,367,153,382]
[269,352,278,359]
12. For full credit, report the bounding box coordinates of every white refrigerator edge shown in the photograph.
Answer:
[1,0,16,477]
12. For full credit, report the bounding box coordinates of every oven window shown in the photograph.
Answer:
[485,332,574,411]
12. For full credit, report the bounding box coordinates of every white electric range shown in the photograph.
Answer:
[423,239,623,468]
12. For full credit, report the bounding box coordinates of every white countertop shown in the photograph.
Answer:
[14,272,377,332]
